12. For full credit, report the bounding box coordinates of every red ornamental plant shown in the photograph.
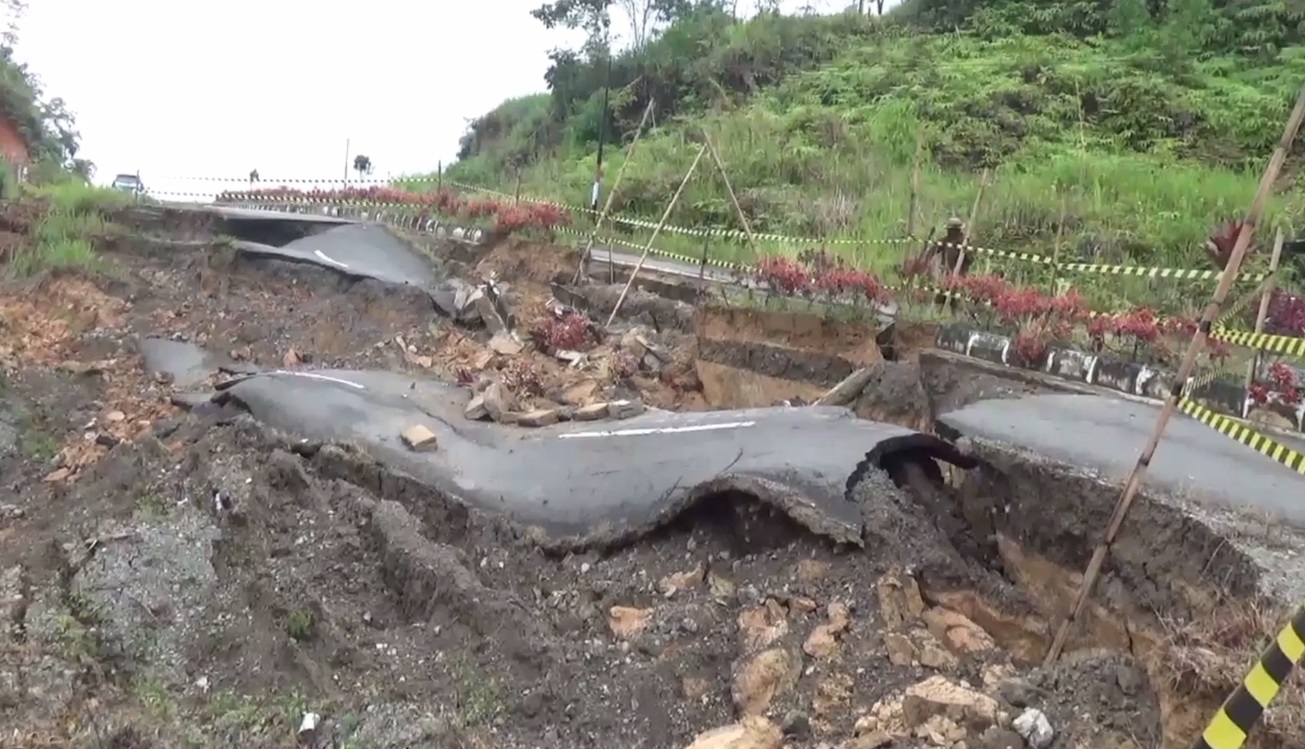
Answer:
[539,312,594,351]
[219,187,571,234]
[1250,361,1303,407]
[753,257,812,296]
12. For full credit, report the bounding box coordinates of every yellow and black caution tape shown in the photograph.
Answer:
[222,190,1274,288]
[1177,397,1305,474]
[1209,327,1305,359]
[1190,603,1305,749]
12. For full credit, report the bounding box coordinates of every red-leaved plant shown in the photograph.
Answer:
[219,186,571,235]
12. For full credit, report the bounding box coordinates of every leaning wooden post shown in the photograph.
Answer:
[570,101,654,285]
[1243,227,1286,393]
[1044,81,1305,668]
[606,144,706,326]
[951,167,991,276]
[703,131,760,263]
[1049,191,1068,295]
[906,130,924,238]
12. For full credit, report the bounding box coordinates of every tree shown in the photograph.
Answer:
[353,154,372,180]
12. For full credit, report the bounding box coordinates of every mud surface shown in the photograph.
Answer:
[0,207,1300,749]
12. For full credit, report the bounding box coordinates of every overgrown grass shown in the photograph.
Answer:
[430,5,1305,285]
[6,180,129,278]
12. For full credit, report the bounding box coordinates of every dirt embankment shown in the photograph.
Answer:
[0,207,1298,749]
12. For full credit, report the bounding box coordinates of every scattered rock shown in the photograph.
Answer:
[488,332,524,355]
[884,632,918,666]
[876,566,926,628]
[483,381,517,421]
[659,565,704,597]
[572,402,609,421]
[561,380,601,406]
[464,394,489,420]
[517,408,560,427]
[923,607,997,654]
[682,676,712,701]
[683,716,782,749]
[1012,708,1054,749]
[841,730,893,749]
[902,675,1000,732]
[803,601,850,659]
[609,398,645,419]
[973,727,1024,749]
[608,606,652,639]
[399,424,438,452]
[738,599,789,653]
[731,648,799,716]
[282,348,301,366]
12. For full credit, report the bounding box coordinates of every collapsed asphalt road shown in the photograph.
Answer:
[939,392,1305,520]
[184,367,975,548]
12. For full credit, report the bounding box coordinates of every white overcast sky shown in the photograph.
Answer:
[14,0,871,195]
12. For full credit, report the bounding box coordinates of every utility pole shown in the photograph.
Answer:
[342,139,350,186]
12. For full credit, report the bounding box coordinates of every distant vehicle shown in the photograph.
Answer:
[110,173,145,195]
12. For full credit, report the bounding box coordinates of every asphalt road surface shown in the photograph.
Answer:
[232,224,439,288]
[939,392,1305,522]
[207,368,969,546]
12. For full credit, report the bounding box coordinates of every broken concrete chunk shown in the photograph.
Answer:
[561,380,601,406]
[1012,708,1054,749]
[572,402,609,421]
[483,381,517,421]
[609,399,645,419]
[473,295,507,334]
[464,394,489,421]
[901,675,999,732]
[517,409,560,427]
[683,717,782,749]
[488,332,523,356]
[400,424,438,452]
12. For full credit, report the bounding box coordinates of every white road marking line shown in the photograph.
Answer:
[269,370,365,389]
[313,249,349,269]
[558,421,756,439]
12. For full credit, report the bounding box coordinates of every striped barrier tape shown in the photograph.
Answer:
[218,189,1272,285]
[1190,603,1305,749]
[556,226,746,271]
[1209,327,1305,359]
[1177,396,1305,473]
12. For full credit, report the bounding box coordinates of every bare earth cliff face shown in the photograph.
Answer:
[0,205,1301,749]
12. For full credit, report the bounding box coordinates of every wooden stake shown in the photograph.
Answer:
[570,102,654,285]
[1244,227,1285,393]
[907,131,924,238]
[1050,191,1067,294]
[606,144,707,326]
[951,167,991,276]
[703,131,759,259]
[1043,81,1305,667]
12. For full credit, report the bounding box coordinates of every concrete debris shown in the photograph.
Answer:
[1012,708,1054,749]
[683,717,782,749]
[516,408,560,427]
[482,381,517,421]
[901,675,1000,732]
[400,424,438,452]
[609,399,645,419]
[431,278,484,324]
[463,394,489,420]
[571,402,609,421]
[732,647,799,716]
[488,332,524,355]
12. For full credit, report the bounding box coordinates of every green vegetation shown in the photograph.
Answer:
[431,0,1305,273]
[7,180,130,278]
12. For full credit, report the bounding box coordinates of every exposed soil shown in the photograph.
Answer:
[0,206,1299,749]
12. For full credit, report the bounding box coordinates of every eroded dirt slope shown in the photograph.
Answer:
[0,207,1294,749]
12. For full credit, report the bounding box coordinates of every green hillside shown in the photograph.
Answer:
[429,0,1305,274]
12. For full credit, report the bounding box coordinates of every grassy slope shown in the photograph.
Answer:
[415,2,1305,302]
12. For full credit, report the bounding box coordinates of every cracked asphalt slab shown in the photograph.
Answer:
[939,392,1305,522]
[194,367,970,548]
[231,223,439,288]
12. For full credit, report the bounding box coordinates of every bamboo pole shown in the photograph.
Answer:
[1050,191,1067,294]
[606,144,707,326]
[703,131,759,261]
[570,102,654,285]
[1243,228,1285,393]
[1043,81,1305,667]
[907,131,924,238]
[951,167,991,276]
